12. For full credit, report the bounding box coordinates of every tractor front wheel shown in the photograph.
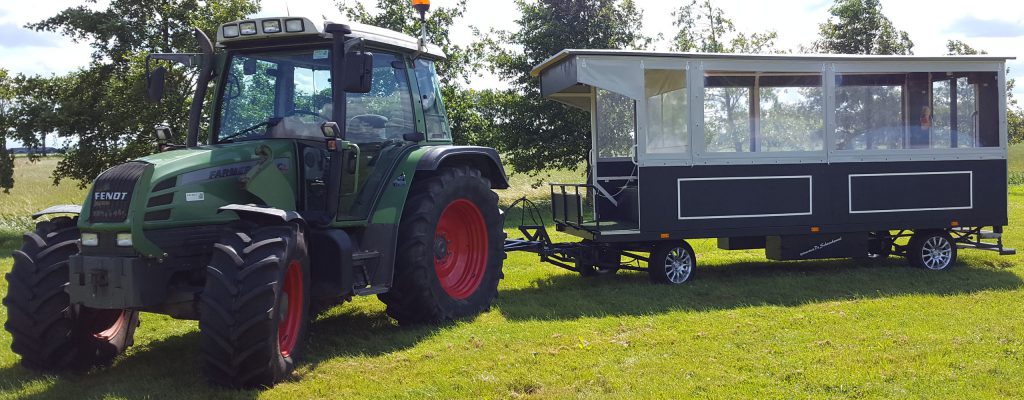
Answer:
[380,166,504,324]
[3,216,139,371]
[199,222,310,388]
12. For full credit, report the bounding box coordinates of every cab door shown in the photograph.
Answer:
[336,51,419,221]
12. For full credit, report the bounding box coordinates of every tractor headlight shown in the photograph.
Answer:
[222,24,239,38]
[116,233,133,247]
[239,21,257,35]
[262,19,281,34]
[284,19,304,32]
[81,233,99,247]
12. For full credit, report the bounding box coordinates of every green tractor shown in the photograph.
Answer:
[3,3,507,388]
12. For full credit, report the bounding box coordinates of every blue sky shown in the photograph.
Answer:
[2,0,1022,148]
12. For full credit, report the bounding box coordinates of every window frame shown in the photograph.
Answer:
[691,59,829,165]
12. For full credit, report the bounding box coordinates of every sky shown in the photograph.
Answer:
[2,0,1023,147]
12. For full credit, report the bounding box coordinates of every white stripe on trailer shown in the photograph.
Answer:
[676,175,813,220]
[847,171,973,214]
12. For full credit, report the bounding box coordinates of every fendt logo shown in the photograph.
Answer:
[94,192,130,201]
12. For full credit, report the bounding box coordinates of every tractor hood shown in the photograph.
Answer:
[78,140,298,257]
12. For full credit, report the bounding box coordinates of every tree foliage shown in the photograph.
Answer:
[486,0,652,176]
[0,69,15,192]
[7,0,258,188]
[813,0,913,55]
[671,0,778,54]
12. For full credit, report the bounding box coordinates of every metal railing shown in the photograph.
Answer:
[549,183,600,233]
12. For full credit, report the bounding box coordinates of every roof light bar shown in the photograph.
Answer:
[284,18,304,33]
[239,21,257,35]
[222,24,239,38]
[262,19,282,34]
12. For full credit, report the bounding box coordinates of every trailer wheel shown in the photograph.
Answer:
[908,230,957,270]
[3,216,139,371]
[648,241,696,285]
[380,166,503,325]
[200,222,310,388]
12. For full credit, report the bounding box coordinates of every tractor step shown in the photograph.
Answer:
[353,250,380,262]
[353,286,389,296]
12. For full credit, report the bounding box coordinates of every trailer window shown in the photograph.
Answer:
[835,72,999,150]
[645,69,688,154]
[703,72,824,153]
[596,89,636,159]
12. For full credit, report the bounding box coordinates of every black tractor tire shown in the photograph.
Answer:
[379,166,504,325]
[3,216,139,371]
[907,230,958,271]
[199,222,311,388]
[648,241,697,285]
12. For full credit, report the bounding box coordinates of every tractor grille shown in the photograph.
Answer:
[89,162,148,223]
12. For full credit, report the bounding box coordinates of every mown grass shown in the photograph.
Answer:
[0,152,1021,398]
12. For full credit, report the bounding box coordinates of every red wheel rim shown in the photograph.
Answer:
[278,260,303,357]
[434,198,489,300]
[89,309,127,340]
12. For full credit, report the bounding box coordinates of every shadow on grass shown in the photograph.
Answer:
[0,306,442,399]
[496,257,1024,321]
[1,256,1020,398]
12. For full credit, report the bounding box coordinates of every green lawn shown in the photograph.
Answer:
[0,153,1022,398]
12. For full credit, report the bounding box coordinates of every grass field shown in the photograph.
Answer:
[0,152,1022,398]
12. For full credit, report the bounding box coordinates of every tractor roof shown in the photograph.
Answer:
[217,17,446,59]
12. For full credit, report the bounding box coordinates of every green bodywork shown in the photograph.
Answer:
[77,140,435,258]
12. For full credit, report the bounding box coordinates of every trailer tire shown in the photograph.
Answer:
[380,166,504,325]
[648,241,696,285]
[200,222,310,388]
[908,230,957,271]
[3,216,139,371]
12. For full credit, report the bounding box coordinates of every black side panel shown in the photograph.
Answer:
[89,162,148,223]
[678,176,811,219]
[416,145,509,188]
[636,159,1007,238]
[850,172,972,213]
[766,233,868,261]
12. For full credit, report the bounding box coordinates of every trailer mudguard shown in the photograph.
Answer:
[416,145,510,189]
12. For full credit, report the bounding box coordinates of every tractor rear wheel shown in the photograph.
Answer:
[380,166,504,325]
[3,216,139,371]
[199,222,310,388]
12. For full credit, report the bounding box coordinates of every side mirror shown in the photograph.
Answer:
[146,66,167,103]
[243,58,258,75]
[344,53,373,93]
[154,124,174,142]
[321,121,341,138]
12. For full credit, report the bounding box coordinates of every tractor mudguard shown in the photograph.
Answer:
[416,145,509,189]
[218,204,304,225]
[31,204,83,219]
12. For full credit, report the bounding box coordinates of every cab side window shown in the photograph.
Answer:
[414,59,452,140]
[345,52,416,143]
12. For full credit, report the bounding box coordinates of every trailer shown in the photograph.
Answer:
[506,50,1015,284]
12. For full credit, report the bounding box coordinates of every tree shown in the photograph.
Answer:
[813,0,913,55]
[18,0,258,187]
[486,0,652,176]
[671,0,779,54]
[339,0,488,144]
[0,69,15,192]
[946,40,1024,145]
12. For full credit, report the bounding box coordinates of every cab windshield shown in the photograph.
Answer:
[216,47,416,143]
